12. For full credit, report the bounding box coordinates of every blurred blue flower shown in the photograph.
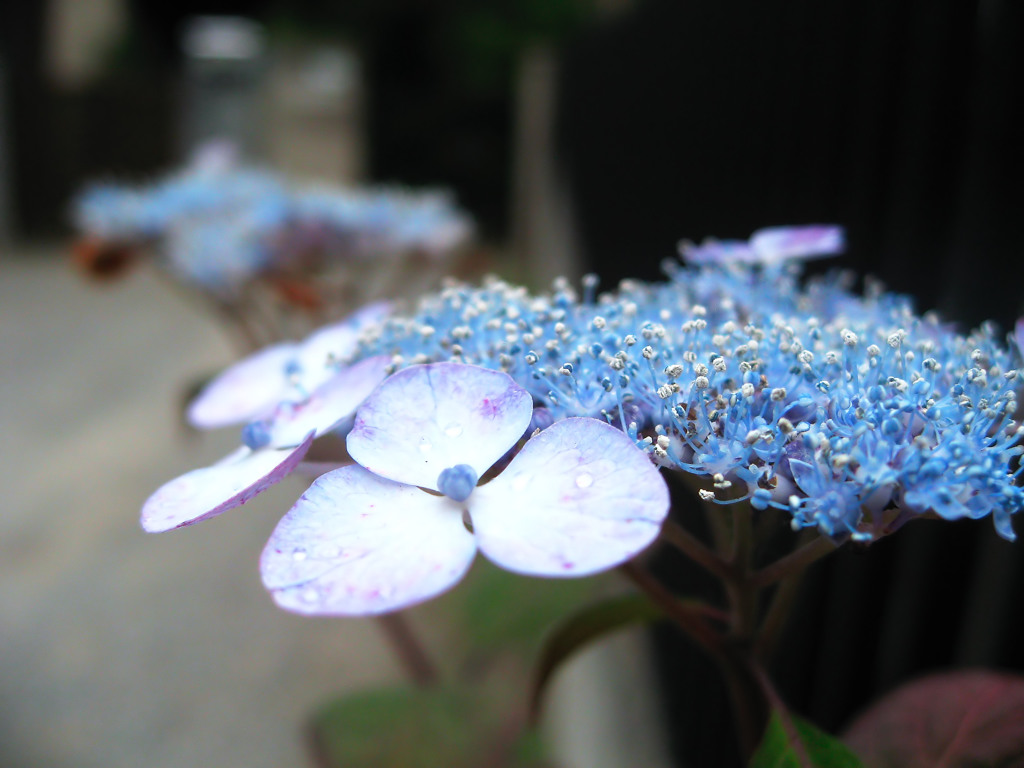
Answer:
[73,145,473,294]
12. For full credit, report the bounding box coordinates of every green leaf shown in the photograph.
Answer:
[459,559,601,653]
[750,711,864,768]
[528,592,664,720]
[310,685,549,768]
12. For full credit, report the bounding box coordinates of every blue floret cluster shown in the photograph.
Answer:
[338,243,1023,542]
[73,148,472,294]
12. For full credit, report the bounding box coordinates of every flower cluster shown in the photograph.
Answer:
[73,143,474,294]
[334,224,1023,541]
[143,225,1023,615]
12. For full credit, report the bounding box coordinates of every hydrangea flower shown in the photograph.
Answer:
[292,186,474,259]
[260,362,669,615]
[143,224,1024,617]
[321,225,1020,543]
[73,146,474,294]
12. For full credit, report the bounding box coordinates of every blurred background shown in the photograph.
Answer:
[2,1,1023,767]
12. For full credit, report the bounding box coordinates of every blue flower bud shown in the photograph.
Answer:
[751,488,773,510]
[241,420,272,450]
[437,464,478,502]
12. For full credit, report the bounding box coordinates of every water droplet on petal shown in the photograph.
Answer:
[301,587,318,603]
[313,543,339,559]
[444,423,463,437]
[292,548,308,561]
[575,473,594,489]
[419,441,432,453]
[512,474,530,491]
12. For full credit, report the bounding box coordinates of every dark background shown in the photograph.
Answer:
[3,1,1022,765]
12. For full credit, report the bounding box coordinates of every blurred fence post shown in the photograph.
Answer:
[510,45,580,288]
[265,43,364,184]
[179,16,266,160]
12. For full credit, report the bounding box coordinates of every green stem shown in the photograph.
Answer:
[375,613,440,688]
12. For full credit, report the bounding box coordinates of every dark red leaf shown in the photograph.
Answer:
[842,670,1024,768]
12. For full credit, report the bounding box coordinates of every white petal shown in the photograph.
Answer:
[265,355,390,448]
[749,225,845,264]
[187,342,297,429]
[470,418,669,577]
[680,238,756,265]
[292,301,390,390]
[261,465,476,615]
[347,362,533,491]
[292,327,357,393]
[140,432,314,533]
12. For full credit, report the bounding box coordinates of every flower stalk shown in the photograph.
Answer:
[375,613,440,688]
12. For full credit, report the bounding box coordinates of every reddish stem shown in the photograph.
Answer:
[375,613,440,688]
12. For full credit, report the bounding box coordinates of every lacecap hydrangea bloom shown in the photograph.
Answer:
[73,143,473,294]
[143,224,1024,615]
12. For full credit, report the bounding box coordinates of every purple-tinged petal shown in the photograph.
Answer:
[261,465,476,615]
[678,238,756,266]
[347,362,533,491]
[140,431,314,533]
[993,509,1017,542]
[265,355,390,448]
[749,225,845,264]
[470,417,669,577]
[187,342,297,429]
[789,458,824,497]
[1014,317,1024,360]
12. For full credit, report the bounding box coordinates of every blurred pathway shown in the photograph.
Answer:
[0,249,400,768]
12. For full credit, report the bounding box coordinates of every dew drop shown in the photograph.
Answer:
[419,441,432,453]
[300,587,318,603]
[575,473,594,489]
[292,548,308,561]
[444,423,463,437]
[512,474,530,491]
[313,543,339,559]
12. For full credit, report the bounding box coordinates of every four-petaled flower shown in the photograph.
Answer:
[259,362,670,615]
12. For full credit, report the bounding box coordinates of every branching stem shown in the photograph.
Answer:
[619,561,726,661]
[751,535,836,589]
[659,517,735,582]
